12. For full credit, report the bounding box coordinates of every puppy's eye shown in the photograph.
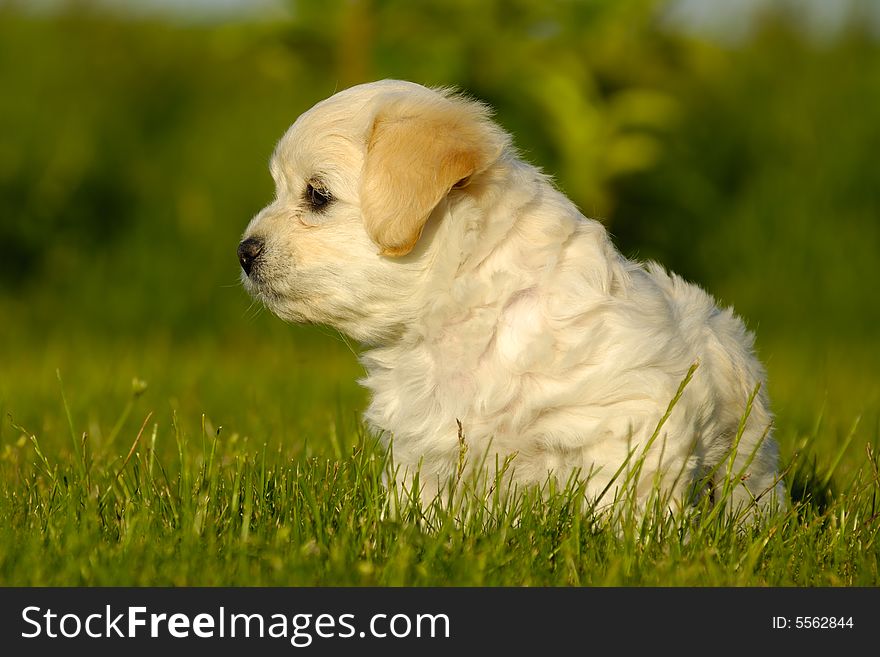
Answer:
[306,182,332,210]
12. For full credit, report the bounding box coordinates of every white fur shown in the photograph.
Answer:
[240,80,785,515]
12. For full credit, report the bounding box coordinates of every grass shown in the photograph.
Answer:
[1,332,878,586]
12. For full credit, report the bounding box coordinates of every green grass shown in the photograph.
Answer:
[1,333,878,586]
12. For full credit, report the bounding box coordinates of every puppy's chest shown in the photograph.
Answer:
[361,338,489,432]
[361,301,552,444]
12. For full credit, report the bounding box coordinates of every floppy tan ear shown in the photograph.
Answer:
[360,91,507,257]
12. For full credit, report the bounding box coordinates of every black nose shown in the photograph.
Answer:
[237,237,264,276]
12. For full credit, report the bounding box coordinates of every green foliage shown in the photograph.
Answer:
[1,391,878,586]
[0,0,878,584]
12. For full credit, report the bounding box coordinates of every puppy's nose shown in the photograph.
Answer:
[237,237,264,276]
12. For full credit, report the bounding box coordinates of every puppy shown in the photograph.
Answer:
[238,80,785,516]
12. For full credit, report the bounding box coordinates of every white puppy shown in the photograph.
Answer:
[238,80,785,515]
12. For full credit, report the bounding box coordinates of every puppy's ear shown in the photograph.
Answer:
[361,91,507,257]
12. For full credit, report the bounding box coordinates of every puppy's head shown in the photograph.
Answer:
[238,80,509,342]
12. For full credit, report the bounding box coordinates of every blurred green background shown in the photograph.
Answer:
[1,0,878,465]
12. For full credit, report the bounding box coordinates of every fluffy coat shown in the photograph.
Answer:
[239,80,785,514]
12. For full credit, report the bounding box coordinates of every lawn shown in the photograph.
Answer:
[1,324,877,586]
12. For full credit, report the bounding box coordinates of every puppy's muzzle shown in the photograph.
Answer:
[237,237,264,277]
